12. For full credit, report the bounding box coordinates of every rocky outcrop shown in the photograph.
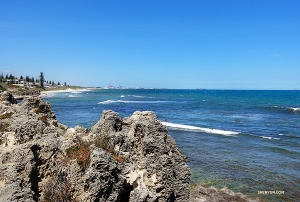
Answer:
[0,91,191,201]
[0,91,17,105]
[11,89,41,98]
[87,110,191,201]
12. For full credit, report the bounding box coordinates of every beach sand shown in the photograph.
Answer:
[40,88,93,97]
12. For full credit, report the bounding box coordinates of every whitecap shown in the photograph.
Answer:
[128,95,155,98]
[260,136,273,140]
[98,100,170,104]
[160,122,239,136]
[121,95,125,98]
[290,107,300,112]
[69,95,78,98]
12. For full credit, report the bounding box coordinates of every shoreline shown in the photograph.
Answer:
[40,87,93,97]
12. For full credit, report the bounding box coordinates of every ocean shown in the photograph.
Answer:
[45,89,300,201]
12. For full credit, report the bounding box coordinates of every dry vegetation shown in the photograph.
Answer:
[43,171,72,202]
[66,142,91,171]
[0,112,14,120]
[0,122,10,132]
[38,115,49,126]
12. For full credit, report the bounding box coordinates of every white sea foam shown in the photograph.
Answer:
[160,122,239,136]
[98,100,169,104]
[260,136,280,140]
[71,91,82,94]
[128,95,155,98]
[260,136,272,139]
[121,95,125,98]
[290,107,300,112]
[69,95,78,98]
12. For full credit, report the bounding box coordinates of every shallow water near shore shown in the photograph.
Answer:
[46,89,300,201]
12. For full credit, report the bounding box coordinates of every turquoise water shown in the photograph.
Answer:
[46,89,300,201]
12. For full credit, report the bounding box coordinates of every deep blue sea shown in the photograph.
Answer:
[45,89,300,201]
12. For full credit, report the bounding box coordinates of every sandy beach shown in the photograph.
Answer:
[40,88,93,97]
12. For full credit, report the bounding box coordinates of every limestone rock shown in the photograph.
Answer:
[0,91,17,105]
[90,110,191,201]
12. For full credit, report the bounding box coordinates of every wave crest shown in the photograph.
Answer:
[98,100,170,104]
[290,107,300,112]
[161,122,239,136]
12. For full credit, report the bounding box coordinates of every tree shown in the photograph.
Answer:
[39,72,45,88]
[49,81,52,84]
[64,82,66,86]
[5,74,8,79]
[9,74,14,80]
[57,82,61,86]
[52,80,55,86]
[20,75,23,80]
[31,77,35,82]
[25,76,30,82]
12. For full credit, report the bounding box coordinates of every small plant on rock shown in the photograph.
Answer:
[0,122,10,132]
[38,115,49,126]
[66,142,91,171]
[43,171,72,202]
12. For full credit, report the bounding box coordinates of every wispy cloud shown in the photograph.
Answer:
[2,69,12,73]
[272,54,281,57]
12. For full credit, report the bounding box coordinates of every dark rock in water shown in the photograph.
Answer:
[190,185,260,202]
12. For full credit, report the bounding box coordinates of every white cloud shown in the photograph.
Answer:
[2,69,12,73]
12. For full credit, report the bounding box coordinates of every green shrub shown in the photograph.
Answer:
[0,85,6,91]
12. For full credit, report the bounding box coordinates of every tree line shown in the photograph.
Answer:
[0,72,67,87]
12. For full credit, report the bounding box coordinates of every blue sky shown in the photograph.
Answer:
[0,0,299,89]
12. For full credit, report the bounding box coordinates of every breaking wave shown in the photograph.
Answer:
[290,107,300,112]
[160,122,239,136]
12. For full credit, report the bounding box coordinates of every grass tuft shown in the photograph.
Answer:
[43,171,72,202]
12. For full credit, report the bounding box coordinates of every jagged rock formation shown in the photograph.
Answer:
[0,91,191,201]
